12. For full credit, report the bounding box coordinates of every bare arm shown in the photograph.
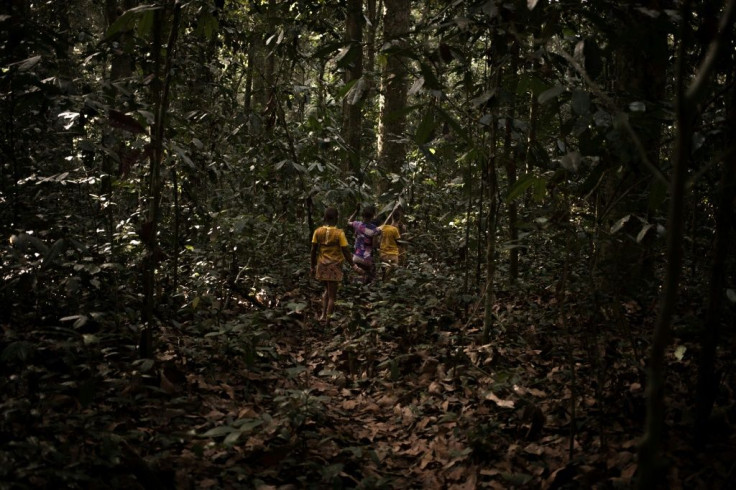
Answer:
[310,243,318,274]
[342,246,353,264]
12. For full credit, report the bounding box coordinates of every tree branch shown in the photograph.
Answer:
[685,0,736,106]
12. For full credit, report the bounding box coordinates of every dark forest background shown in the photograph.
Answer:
[1,0,735,488]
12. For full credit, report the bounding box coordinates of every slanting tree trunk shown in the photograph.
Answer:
[377,0,409,188]
[481,119,499,344]
[342,0,364,177]
[637,1,736,487]
[140,3,182,358]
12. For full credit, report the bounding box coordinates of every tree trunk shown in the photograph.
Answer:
[342,0,364,177]
[482,64,500,344]
[504,47,520,283]
[377,0,409,188]
[481,124,499,344]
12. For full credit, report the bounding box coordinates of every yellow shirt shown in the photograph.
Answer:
[378,224,400,256]
[312,226,348,264]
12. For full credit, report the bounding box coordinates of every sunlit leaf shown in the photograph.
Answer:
[538,85,565,104]
[610,214,631,234]
[15,55,41,72]
[636,224,654,243]
[202,425,237,438]
[674,345,686,361]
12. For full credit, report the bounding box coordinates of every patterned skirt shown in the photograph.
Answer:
[316,261,343,282]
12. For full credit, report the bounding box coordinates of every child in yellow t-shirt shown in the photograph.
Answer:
[379,205,403,279]
[311,207,353,324]
[379,220,400,261]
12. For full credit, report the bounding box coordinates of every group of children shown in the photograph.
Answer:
[310,204,404,324]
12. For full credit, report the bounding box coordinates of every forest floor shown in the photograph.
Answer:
[2,268,736,489]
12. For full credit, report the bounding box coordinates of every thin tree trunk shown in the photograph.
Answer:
[140,3,182,357]
[504,48,519,282]
[481,121,499,344]
[637,1,736,486]
[482,63,500,344]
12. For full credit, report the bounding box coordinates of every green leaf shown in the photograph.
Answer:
[726,289,736,303]
[436,108,470,143]
[43,238,66,268]
[648,178,667,212]
[506,174,537,203]
[15,55,41,72]
[674,345,686,361]
[199,11,219,40]
[1,341,34,363]
[571,90,590,115]
[286,365,306,378]
[337,79,358,100]
[137,10,155,38]
[419,63,441,90]
[105,4,161,40]
[507,174,546,203]
[516,74,548,96]
[610,214,631,234]
[636,224,654,243]
[202,425,237,438]
[414,112,436,145]
[502,473,533,485]
[559,151,582,171]
[538,85,565,104]
[223,430,242,446]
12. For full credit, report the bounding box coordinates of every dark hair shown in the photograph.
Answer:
[361,205,375,220]
[324,207,338,224]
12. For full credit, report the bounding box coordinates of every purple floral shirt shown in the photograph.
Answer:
[349,220,381,261]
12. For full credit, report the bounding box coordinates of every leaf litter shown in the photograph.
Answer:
[2,266,735,488]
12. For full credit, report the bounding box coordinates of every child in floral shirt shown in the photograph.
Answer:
[348,204,381,284]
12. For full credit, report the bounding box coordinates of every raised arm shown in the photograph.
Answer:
[342,246,353,264]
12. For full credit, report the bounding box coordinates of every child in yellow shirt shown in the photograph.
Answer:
[311,207,353,324]
[379,206,403,279]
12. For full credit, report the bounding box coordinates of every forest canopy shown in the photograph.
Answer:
[1,0,735,488]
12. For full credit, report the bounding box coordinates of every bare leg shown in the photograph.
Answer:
[319,286,328,321]
[325,281,338,325]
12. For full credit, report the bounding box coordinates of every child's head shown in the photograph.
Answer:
[323,207,338,225]
[361,205,375,221]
